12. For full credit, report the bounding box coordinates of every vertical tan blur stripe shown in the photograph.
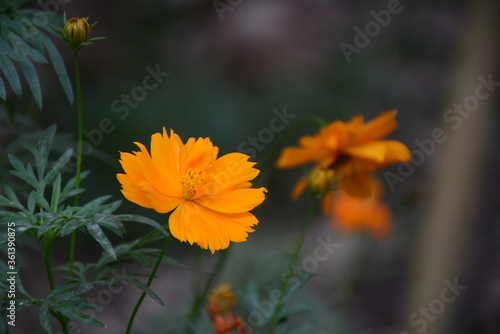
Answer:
[404,0,498,333]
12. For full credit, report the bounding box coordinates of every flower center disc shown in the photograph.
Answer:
[180,168,206,201]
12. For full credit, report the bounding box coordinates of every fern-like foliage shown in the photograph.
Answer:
[0,0,73,109]
[0,125,176,332]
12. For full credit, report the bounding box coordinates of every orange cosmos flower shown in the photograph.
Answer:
[206,284,249,334]
[322,177,392,238]
[117,129,267,253]
[277,110,410,198]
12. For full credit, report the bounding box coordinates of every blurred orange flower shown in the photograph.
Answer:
[322,177,392,238]
[277,111,410,198]
[117,129,267,253]
[206,284,248,334]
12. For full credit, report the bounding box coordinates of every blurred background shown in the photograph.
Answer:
[1,0,499,333]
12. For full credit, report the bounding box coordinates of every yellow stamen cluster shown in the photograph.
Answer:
[180,168,206,201]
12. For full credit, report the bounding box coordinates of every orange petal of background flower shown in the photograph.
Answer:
[330,192,392,238]
[276,146,328,169]
[351,110,398,145]
[337,171,373,198]
[352,110,398,145]
[343,141,390,163]
[379,140,411,164]
[291,179,308,200]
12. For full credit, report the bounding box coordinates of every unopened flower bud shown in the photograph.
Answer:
[308,166,335,197]
[64,17,91,50]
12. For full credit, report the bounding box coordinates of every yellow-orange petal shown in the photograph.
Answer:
[139,181,183,213]
[169,201,257,253]
[379,140,411,164]
[291,178,308,200]
[204,153,259,194]
[133,142,179,196]
[343,141,390,163]
[276,146,327,169]
[119,151,146,184]
[199,188,267,214]
[184,137,218,172]
[117,173,152,208]
[351,110,398,145]
[330,192,392,238]
[151,131,182,190]
[337,171,373,198]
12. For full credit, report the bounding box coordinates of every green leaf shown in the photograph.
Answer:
[27,191,36,213]
[127,278,165,307]
[59,217,85,236]
[4,187,23,210]
[92,214,125,237]
[33,192,50,211]
[39,302,52,333]
[8,154,38,190]
[50,173,61,212]
[43,148,72,187]
[0,195,12,208]
[50,302,105,328]
[38,28,73,104]
[18,56,42,110]
[0,54,22,99]
[60,170,88,202]
[118,214,169,237]
[161,256,185,267]
[87,223,116,260]
[17,298,33,311]
[43,282,80,299]
[0,75,5,100]
[0,37,23,61]
[77,282,94,295]
[78,195,112,216]
[6,30,47,64]
[278,303,309,319]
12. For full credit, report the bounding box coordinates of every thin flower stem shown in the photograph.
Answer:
[266,197,317,334]
[185,248,230,333]
[69,50,83,280]
[126,235,172,334]
[43,236,70,333]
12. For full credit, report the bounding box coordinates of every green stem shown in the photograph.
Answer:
[126,235,172,334]
[69,50,83,280]
[266,197,318,334]
[185,248,230,333]
[43,237,56,291]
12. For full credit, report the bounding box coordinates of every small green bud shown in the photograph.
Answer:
[64,17,91,50]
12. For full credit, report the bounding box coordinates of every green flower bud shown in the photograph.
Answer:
[64,17,91,50]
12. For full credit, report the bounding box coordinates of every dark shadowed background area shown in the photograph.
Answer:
[1,0,499,333]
